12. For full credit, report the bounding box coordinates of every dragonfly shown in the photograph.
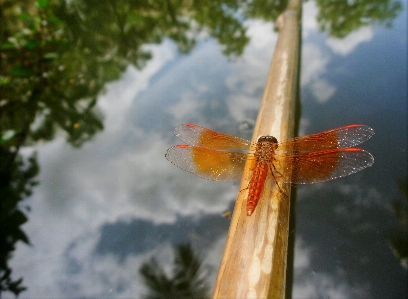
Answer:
[165,124,374,216]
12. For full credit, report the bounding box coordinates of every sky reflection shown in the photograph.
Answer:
[5,1,407,298]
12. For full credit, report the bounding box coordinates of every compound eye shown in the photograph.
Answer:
[257,136,278,144]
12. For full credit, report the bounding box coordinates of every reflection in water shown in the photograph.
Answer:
[0,0,403,297]
[0,152,38,296]
[0,0,251,295]
[139,243,209,299]
[315,0,403,38]
[387,180,408,269]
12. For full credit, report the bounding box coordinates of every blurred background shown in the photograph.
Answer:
[1,0,407,298]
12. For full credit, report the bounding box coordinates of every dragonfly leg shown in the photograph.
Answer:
[238,186,249,194]
[269,164,288,197]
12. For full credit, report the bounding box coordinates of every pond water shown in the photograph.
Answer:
[1,0,407,298]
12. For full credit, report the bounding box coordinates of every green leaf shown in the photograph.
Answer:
[10,66,33,76]
[1,130,17,144]
[0,76,11,85]
[38,0,48,8]
[0,42,16,50]
[26,39,40,49]
[44,52,58,59]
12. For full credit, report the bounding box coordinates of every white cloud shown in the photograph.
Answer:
[301,43,336,103]
[98,41,175,134]
[245,19,276,50]
[298,117,311,136]
[327,26,374,55]
[226,20,278,122]
[167,92,205,122]
[293,237,370,299]
[302,1,319,38]
[310,78,336,103]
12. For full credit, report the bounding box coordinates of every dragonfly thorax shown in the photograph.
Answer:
[255,136,278,162]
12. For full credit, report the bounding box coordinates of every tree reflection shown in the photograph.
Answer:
[53,0,251,58]
[1,1,103,294]
[139,243,209,299]
[0,151,38,296]
[0,0,403,296]
[314,0,403,38]
[388,180,408,269]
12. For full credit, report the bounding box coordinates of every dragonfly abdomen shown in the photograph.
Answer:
[247,161,269,216]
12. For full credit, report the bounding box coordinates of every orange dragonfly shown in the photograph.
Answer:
[165,124,374,216]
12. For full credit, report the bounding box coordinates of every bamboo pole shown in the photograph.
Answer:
[212,1,301,298]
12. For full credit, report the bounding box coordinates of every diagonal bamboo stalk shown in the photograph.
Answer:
[212,1,302,298]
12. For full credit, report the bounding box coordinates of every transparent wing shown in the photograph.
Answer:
[174,123,252,151]
[167,124,374,183]
[165,144,252,181]
[277,124,374,153]
[274,148,374,184]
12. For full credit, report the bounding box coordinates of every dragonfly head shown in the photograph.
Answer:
[257,136,278,151]
[258,136,278,144]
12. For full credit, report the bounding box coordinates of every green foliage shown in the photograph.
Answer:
[314,0,403,38]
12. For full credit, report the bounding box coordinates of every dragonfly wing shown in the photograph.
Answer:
[277,124,374,153]
[174,124,252,151]
[275,148,374,184]
[165,145,250,181]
